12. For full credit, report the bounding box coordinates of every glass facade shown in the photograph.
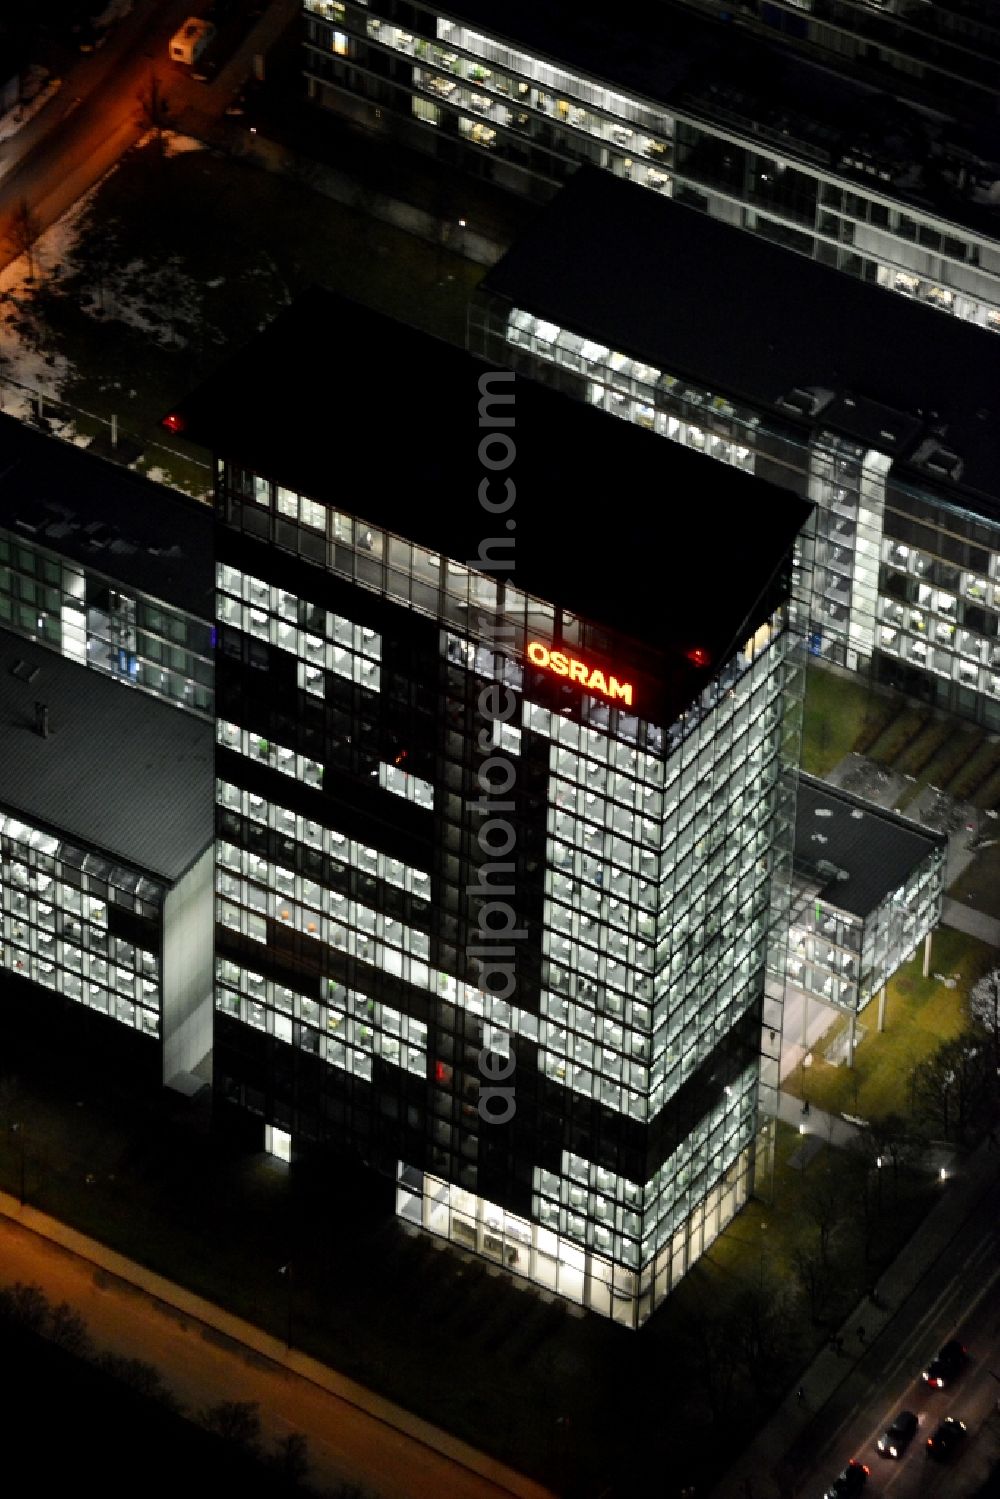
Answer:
[213,452,804,1326]
[0,811,163,1036]
[787,847,943,1015]
[679,0,1000,117]
[303,0,1000,332]
[468,292,1000,732]
[0,527,214,718]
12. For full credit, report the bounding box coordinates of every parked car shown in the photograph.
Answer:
[876,1410,918,1458]
[922,1339,967,1388]
[823,1459,869,1498]
[926,1416,967,1460]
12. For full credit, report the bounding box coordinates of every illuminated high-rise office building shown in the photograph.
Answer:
[169,289,810,1325]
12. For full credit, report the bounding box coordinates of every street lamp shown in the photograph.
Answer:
[278,1261,293,1349]
[554,1414,571,1497]
[10,1121,24,1205]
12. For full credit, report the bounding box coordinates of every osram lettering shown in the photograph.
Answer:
[526,641,634,707]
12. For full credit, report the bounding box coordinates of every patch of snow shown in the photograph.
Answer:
[0,135,211,495]
[162,131,206,159]
[90,0,133,27]
[0,77,63,144]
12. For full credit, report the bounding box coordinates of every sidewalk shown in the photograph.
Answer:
[776,1091,861,1150]
[942,896,1000,947]
[0,1189,554,1499]
[709,1133,1000,1499]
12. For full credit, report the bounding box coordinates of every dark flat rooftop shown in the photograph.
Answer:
[794,773,943,919]
[168,288,810,689]
[0,415,213,619]
[0,631,213,884]
[427,0,1000,233]
[478,168,1000,516]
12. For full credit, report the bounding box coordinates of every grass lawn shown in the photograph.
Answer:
[893,723,985,812]
[868,704,930,767]
[974,762,1000,811]
[949,737,1000,803]
[895,718,951,778]
[920,727,985,795]
[701,1121,934,1293]
[801,664,896,777]
[783,925,994,1121]
[29,137,484,495]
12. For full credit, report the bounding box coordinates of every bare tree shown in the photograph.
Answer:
[270,1431,310,1487]
[0,1281,50,1331]
[970,968,1000,1078]
[802,1168,843,1268]
[792,1244,834,1324]
[201,1399,262,1452]
[726,1278,794,1388]
[913,1036,991,1142]
[98,1353,177,1407]
[9,199,41,285]
[136,72,171,156]
[49,1302,93,1357]
[680,1308,740,1422]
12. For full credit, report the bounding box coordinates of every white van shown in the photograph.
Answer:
[169,17,216,66]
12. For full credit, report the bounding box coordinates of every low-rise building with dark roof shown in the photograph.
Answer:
[0,629,215,1087]
[469,167,1000,731]
[788,773,945,1056]
[167,286,811,1325]
[0,414,214,718]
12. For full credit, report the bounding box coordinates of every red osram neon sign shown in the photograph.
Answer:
[527,641,634,707]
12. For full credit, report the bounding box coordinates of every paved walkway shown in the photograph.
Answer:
[779,983,855,1083]
[776,1091,862,1150]
[0,1190,553,1499]
[941,896,1000,946]
[709,1135,999,1499]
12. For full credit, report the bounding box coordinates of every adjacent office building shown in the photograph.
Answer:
[789,774,945,1060]
[468,168,1000,731]
[674,0,1000,118]
[0,413,214,718]
[167,288,811,1325]
[0,630,214,1085]
[302,0,1000,331]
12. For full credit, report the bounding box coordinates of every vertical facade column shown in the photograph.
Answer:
[848,448,891,670]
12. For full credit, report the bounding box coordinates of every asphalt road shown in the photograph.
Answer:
[795,1166,1000,1499]
[0,0,294,271]
[0,1204,554,1499]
